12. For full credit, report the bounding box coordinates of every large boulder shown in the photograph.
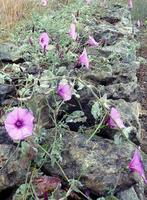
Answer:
[0,127,29,192]
[0,43,23,63]
[0,84,15,105]
[42,129,143,196]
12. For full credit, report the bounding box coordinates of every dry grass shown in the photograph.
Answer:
[0,0,37,41]
[0,0,74,41]
[0,0,36,28]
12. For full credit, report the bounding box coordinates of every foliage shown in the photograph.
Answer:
[1,0,144,199]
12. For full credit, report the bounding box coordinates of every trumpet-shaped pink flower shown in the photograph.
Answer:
[68,23,77,40]
[129,149,147,183]
[128,0,133,9]
[4,107,34,140]
[41,0,48,6]
[136,20,143,28]
[57,82,72,101]
[29,36,33,46]
[39,32,50,51]
[86,0,92,4]
[87,36,99,47]
[79,48,89,69]
[72,14,77,24]
[107,107,125,129]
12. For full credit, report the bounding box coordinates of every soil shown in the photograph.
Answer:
[137,28,147,154]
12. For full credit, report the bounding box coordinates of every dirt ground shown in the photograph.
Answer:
[137,29,147,154]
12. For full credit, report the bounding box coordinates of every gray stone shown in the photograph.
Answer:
[101,5,131,26]
[93,24,124,45]
[43,130,137,195]
[0,84,15,105]
[0,43,22,62]
[0,127,28,192]
[117,187,140,200]
[0,127,12,145]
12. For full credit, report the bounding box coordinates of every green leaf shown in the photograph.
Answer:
[91,102,103,120]
[66,111,87,123]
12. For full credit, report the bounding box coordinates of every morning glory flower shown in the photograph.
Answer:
[79,48,89,69]
[87,36,99,47]
[68,23,77,40]
[86,0,92,5]
[57,81,72,101]
[136,20,143,28]
[72,14,77,24]
[107,107,125,129]
[39,32,50,52]
[41,0,48,6]
[4,107,34,140]
[128,0,133,10]
[129,149,147,183]
[29,36,33,46]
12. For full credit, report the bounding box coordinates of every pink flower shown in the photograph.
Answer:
[129,149,147,183]
[136,20,143,28]
[79,48,89,69]
[68,23,77,40]
[72,14,77,24]
[107,107,125,129]
[4,107,34,140]
[29,36,33,46]
[128,0,133,9]
[41,0,48,6]
[86,0,92,4]
[87,36,99,47]
[57,82,72,101]
[39,32,50,52]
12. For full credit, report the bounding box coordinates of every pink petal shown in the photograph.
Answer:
[57,83,72,101]
[5,124,16,134]
[68,23,77,40]
[79,48,89,69]
[17,108,29,120]
[41,0,48,6]
[72,14,77,24]
[4,107,34,141]
[4,109,18,125]
[108,107,125,129]
[129,149,147,183]
[86,0,92,4]
[29,36,33,46]
[22,110,34,125]
[20,126,33,139]
[39,32,50,50]
[5,127,23,140]
[87,36,99,47]
[5,124,33,140]
[128,0,133,9]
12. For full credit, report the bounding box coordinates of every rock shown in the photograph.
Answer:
[0,126,12,145]
[0,127,29,192]
[0,84,15,105]
[100,38,137,64]
[99,100,141,143]
[93,24,124,45]
[43,129,139,196]
[103,82,139,101]
[0,43,23,63]
[112,100,141,139]
[116,186,141,200]
[101,5,131,26]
